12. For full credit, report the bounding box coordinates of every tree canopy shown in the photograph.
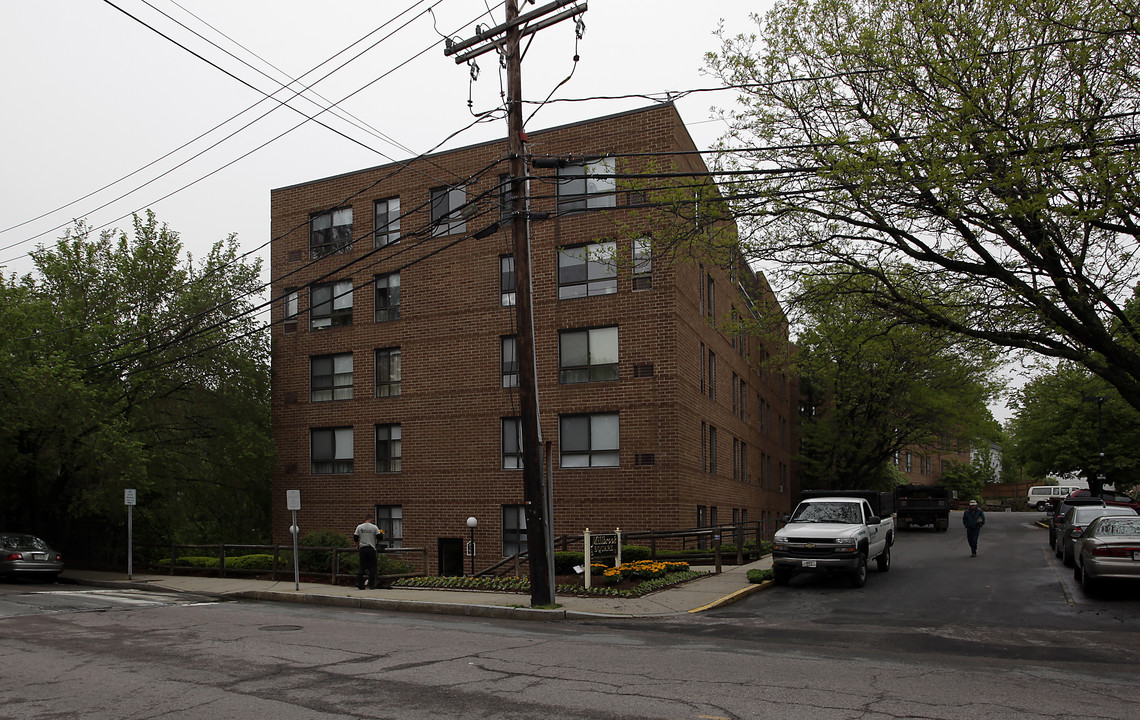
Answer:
[795,274,1001,490]
[1007,362,1140,494]
[706,0,1140,411]
[0,214,274,561]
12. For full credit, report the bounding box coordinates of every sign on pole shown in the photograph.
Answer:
[124,489,136,580]
[287,491,301,590]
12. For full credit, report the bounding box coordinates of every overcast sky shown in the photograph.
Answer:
[0,0,767,280]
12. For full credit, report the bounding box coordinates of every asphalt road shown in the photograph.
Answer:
[1,511,1137,720]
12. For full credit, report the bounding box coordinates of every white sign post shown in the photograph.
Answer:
[124,489,136,580]
[286,491,301,591]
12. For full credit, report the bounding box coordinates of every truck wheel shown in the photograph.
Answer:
[773,566,791,586]
[1036,501,1048,512]
[850,554,868,588]
[876,546,891,573]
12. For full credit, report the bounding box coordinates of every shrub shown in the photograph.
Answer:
[621,545,651,562]
[298,529,351,573]
[553,551,585,574]
[228,554,274,571]
[747,568,774,584]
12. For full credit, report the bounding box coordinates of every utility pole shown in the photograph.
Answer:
[447,0,587,607]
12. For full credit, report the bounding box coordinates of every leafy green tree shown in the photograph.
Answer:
[796,275,1000,490]
[1008,363,1140,494]
[705,0,1140,412]
[0,213,273,560]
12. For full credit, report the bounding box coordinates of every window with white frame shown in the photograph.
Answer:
[557,241,617,299]
[376,505,402,549]
[559,413,619,468]
[374,197,400,248]
[375,423,402,473]
[430,185,466,237]
[311,353,353,402]
[502,417,523,469]
[311,427,353,474]
[501,336,518,388]
[375,348,401,397]
[502,504,527,557]
[632,238,652,290]
[311,280,353,329]
[556,157,616,213]
[500,255,515,306]
[374,272,400,322]
[559,326,618,383]
[310,207,353,258]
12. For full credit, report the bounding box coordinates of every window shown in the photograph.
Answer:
[376,505,402,549]
[502,417,523,469]
[732,373,739,416]
[310,207,353,258]
[374,197,400,248]
[906,453,913,473]
[503,505,527,557]
[559,326,618,383]
[701,421,707,473]
[499,173,514,221]
[709,425,717,474]
[632,238,652,290]
[284,288,298,323]
[557,241,617,299]
[311,427,353,474]
[500,255,515,306]
[707,274,715,321]
[375,423,402,473]
[708,350,716,401]
[375,348,401,397]
[560,413,619,468]
[732,439,748,482]
[430,185,466,237]
[501,336,518,388]
[374,272,400,322]
[556,157,616,213]
[311,353,352,402]
[739,381,747,421]
[311,280,353,329]
[700,342,706,395]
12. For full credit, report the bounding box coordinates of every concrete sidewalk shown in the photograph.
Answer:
[59,556,773,621]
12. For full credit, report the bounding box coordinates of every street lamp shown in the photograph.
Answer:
[1082,395,1107,494]
[466,516,478,577]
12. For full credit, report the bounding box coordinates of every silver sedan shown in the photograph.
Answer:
[0,534,64,581]
[1073,516,1140,594]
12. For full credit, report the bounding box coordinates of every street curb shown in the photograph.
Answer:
[688,580,770,612]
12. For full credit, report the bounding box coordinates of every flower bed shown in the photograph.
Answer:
[392,560,705,598]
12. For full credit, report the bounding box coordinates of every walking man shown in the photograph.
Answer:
[962,499,986,557]
[354,513,382,589]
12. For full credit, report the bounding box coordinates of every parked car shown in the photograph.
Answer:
[1063,489,1140,512]
[0,533,64,581]
[1054,505,1138,566]
[1048,497,1107,548]
[1073,515,1140,594]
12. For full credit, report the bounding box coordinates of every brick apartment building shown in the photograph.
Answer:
[269,104,799,573]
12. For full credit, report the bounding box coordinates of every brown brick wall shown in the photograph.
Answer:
[269,104,799,570]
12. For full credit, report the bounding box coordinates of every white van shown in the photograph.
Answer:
[1027,484,1088,511]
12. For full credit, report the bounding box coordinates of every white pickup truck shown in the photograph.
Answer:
[772,495,895,587]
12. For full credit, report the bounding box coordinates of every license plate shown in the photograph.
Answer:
[1133,551,1140,561]
[31,553,47,561]
[802,559,817,568]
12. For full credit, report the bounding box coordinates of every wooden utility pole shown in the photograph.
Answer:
[447,0,587,607]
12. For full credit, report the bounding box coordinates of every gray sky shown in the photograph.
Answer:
[0,0,765,281]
